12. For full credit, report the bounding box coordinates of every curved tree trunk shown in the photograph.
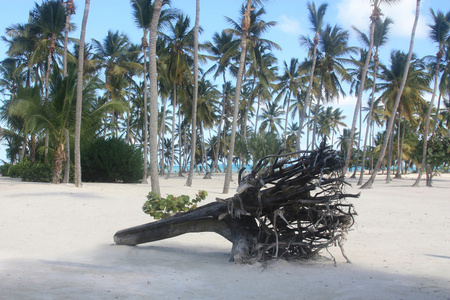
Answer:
[298,32,319,151]
[361,0,421,189]
[357,56,379,185]
[223,0,251,194]
[395,117,402,178]
[344,3,376,175]
[385,130,393,183]
[413,43,441,187]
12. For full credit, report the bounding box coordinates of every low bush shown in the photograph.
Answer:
[7,160,52,182]
[142,190,208,219]
[8,161,31,178]
[81,137,144,183]
[21,162,52,182]
[0,163,10,176]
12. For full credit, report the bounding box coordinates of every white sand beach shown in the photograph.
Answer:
[1,173,450,299]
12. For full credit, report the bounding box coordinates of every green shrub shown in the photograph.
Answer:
[7,160,52,182]
[81,137,144,183]
[21,162,52,182]
[0,163,10,176]
[143,190,208,219]
[8,161,31,178]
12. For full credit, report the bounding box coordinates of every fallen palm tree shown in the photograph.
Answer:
[114,144,358,263]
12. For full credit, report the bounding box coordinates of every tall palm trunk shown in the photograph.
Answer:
[413,46,442,187]
[53,140,65,184]
[223,0,251,194]
[350,106,363,178]
[431,93,442,136]
[142,29,149,184]
[149,0,162,194]
[63,129,70,183]
[74,0,90,188]
[283,91,291,148]
[200,125,209,175]
[44,50,52,159]
[344,1,378,174]
[298,32,319,151]
[385,129,393,183]
[167,85,177,178]
[395,116,402,178]
[178,107,184,176]
[242,76,255,142]
[357,55,380,185]
[63,1,74,184]
[186,0,200,187]
[361,0,421,189]
[256,94,264,133]
[159,96,168,175]
[205,79,227,179]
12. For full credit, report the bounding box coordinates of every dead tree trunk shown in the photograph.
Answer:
[114,143,358,263]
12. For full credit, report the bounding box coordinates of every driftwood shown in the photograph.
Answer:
[114,144,358,263]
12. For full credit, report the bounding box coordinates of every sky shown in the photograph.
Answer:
[0,0,449,163]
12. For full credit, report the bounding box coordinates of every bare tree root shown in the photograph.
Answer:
[114,143,358,263]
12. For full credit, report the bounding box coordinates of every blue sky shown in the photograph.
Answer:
[1,0,449,163]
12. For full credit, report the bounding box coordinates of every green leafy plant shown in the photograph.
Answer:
[0,163,11,176]
[142,190,208,219]
[81,137,144,183]
[7,160,52,182]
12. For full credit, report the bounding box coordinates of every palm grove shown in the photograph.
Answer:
[0,0,449,191]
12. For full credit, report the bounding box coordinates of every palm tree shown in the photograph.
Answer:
[344,0,398,175]
[92,31,140,138]
[131,0,152,184]
[223,0,253,193]
[226,5,279,143]
[258,99,284,134]
[62,0,76,183]
[356,17,393,185]
[413,9,450,187]
[31,0,67,159]
[149,0,163,194]
[275,58,305,148]
[203,31,237,178]
[361,0,422,189]
[298,2,327,151]
[186,0,200,187]
[162,13,195,178]
[74,0,90,187]
[63,0,75,76]
[310,24,355,150]
[330,107,346,146]
[378,51,429,182]
[31,0,66,101]
[9,65,115,184]
[223,0,255,194]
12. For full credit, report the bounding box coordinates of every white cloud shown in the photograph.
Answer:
[336,0,372,31]
[336,0,428,39]
[382,0,428,39]
[277,15,302,35]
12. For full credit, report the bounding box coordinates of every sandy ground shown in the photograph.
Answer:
[1,172,450,299]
